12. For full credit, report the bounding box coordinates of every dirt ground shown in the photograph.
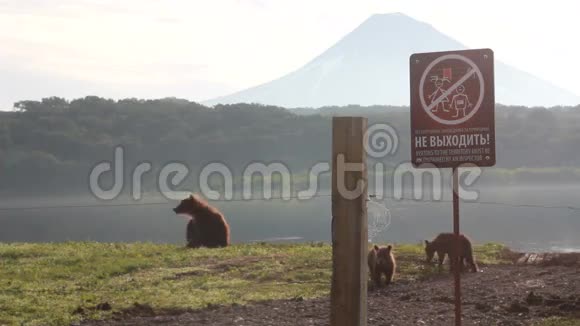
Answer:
[82,263,580,326]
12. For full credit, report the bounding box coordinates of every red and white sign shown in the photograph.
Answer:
[410,49,496,168]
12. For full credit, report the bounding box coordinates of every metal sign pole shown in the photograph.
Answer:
[453,167,461,326]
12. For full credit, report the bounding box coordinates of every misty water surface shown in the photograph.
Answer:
[1,185,578,252]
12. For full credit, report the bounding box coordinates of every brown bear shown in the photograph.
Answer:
[173,194,230,248]
[424,233,478,273]
[368,244,396,287]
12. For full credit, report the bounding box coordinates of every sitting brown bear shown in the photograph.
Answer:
[173,194,230,248]
[368,244,396,287]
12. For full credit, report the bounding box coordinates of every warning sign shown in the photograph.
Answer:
[410,49,495,168]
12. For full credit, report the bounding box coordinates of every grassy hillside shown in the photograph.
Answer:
[0,241,565,326]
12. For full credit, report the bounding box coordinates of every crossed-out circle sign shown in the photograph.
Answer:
[409,48,496,169]
[419,54,485,125]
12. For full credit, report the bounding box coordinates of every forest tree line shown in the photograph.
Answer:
[1,96,579,195]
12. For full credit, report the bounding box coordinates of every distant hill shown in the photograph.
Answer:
[205,13,580,108]
[2,97,580,195]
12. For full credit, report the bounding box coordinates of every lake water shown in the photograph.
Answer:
[1,185,579,252]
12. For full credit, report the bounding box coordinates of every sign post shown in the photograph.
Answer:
[410,49,495,326]
[452,166,460,324]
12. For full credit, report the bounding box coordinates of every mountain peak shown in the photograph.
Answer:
[366,12,420,22]
[205,14,580,108]
[352,12,436,35]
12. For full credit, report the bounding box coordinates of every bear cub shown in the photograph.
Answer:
[368,244,396,287]
[424,233,478,273]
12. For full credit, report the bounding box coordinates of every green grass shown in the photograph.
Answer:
[0,242,509,326]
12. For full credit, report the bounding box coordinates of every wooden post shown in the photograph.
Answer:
[452,167,462,326]
[331,117,368,326]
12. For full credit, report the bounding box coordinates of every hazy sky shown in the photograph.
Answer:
[1,0,579,109]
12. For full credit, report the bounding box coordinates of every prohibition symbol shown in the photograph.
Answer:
[419,54,485,125]
[410,48,496,169]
